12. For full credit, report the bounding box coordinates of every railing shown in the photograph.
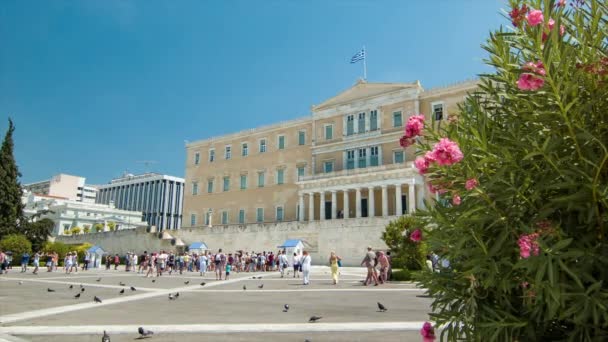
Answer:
[300,162,414,182]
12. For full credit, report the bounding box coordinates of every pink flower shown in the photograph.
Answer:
[399,136,415,148]
[428,183,447,195]
[517,73,545,90]
[410,229,422,242]
[557,0,566,7]
[548,18,555,30]
[520,281,529,288]
[518,233,540,258]
[430,138,464,166]
[560,24,565,36]
[420,322,436,340]
[405,115,425,138]
[415,157,429,174]
[523,61,546,75]
[465,178,478,191]
[526,9,544,26]
[452,194,461,206]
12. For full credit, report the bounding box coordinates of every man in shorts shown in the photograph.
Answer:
[215,249,225,280]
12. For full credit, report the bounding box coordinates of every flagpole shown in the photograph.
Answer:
[363,46,367,80]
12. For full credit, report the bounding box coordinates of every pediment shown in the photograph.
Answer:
[313,79,420,111]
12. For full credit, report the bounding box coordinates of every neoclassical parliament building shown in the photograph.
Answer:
[183,79,476,228]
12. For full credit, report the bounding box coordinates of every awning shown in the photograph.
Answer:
[87,245,105,254]
[189,242,208,250]
[277,239,302,248]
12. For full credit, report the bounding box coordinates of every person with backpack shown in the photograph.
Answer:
[292,252,301,278]
[215,249,225,280]
[278,250,289,278]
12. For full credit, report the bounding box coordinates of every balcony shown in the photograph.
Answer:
[300,161,414,182]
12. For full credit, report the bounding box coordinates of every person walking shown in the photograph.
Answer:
[278,250,288,278]
[292,252,301,278]
[329,251,342,285]
[361,246,379,286]
[0,250,7,275]
[377,251,389,284]
[215,249,225,280]
[301,251,312,285]
[113,254,120,270]
[83,252,90,271]
[20,252,30,273]
[32,251,40,274]
[199,252,208,276]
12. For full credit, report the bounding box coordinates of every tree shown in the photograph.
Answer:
[70,227,81,235]
[381,215,427,270]
[21,218,54,252]
[94,223,103,232]
[83,225,91,233]
[0,119,24,239]
[0,234,32,261]
[107,221,116,231]
[407,1,608,340]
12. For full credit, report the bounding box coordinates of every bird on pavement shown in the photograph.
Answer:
[152,279,156,283]
[69,285,73,289]
[169,293,176,300]
[130,286,136,291]
[81,287,85,292]
[74,293,81,299]
[94,296,102,303]
[47,288,55,292]
[119,289,125,295]
[283,304,290,312]
[119,282,126,286]
[18,281,23,285]
[200,282,206,286]
[243,285,247,291]
[138,327,154,338]
[377,302,388,312]
[96,278,102,282]
[309,316,322,323]
[175,292,179,298]
[258,284,264,289]
[102,330,111,342]
[184,281,190,285]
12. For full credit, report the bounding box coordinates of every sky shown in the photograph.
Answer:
[0,0,506,185]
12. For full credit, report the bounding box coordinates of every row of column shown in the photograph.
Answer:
[297,184,416,221]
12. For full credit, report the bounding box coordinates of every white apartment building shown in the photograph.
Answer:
[96,173,184,231]
[23,174,98,204]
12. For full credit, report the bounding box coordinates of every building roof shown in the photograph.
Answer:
[87,245,106,254]
[188,242,208,250]
[32,193,69,200]
[278,239,302,248]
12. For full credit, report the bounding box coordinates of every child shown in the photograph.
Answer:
[225,263,231,280]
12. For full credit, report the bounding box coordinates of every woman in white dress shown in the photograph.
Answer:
[300,251,312,285]
[199,252,208,276]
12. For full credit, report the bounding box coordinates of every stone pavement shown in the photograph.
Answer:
[0,266,432,342]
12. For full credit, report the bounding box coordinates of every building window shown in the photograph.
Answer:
[225,146,231,160]
[278,135,285,150]
[394,150,405,164]
[209,149,215,162]
[256,208,264,222]
[324,161,334,173]
[207,179,214,193]
[242,143,248,157]
[190,213,196,226]
[204,211,210,226]
[370,110,378,131]
[358,148,367,168]
[194,152,200,165]
[221,211,228,225]
[240,175,247,189]
[298,131,306,145]
[276,206,284,221]
[346,115,355,136]
[223,176,230,192]
[277,169,285,185]
[393,111,403,127]
[297,166,305,181]
[192,182,198,195]
[358,112,366,133]
[238,209,245,224]
[325,124,333,140]
[259,139,267,153]
[370,146,379,166]
[258,172,265,187]
[433,102,444,121]
[346,150,355,169]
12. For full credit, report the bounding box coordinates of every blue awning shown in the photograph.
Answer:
[277,239,302,248]
[189,242,208,250]
[87,245,105,254]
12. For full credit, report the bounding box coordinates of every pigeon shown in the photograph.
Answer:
[257,276,263,279]
[47,288,55,292]
[96,278,102,282]
[283,304,290,312]
[119,289,125,295]
[243,285,247,291]
[175,292,179,298]
[69,284,73,289]
[102,330,111,342]
[377,302,388,312]
[18,281,23,285]
[258,284,264,289]
[74,293,81,299]
[94,296,102,303]
[184,281,190,285]
[119,282,126,286]
[138,327,154,338]
[309,316,322,323]
[81,287,85,292]
[169,293,176,300]
[80,284,84,288]
[130,286,136,291]
[305,340,311,342]
[200,282,206,286]
[152,279,156,283]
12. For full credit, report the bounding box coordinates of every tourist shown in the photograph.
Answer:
[132,253,138,272]
[225,262,231,280]
[329,251,342,285]
[113,254,120,270]
[124,252,131,272]
[278,250,288,278]
[48,253,56,272]
[361,246,379,286]
[158,250,168,276]
[64,252,73,274]
[0,250,7,274]
[301,251,312,285]
[145,253,156,278]
[32,251,40,274]
[214,249,225,280]
[139,251,148,274]
[377,251,389,284]
[292,252,300,278]
[20,251,30,273]
[167,252,176,275]
[267,252,274,272]
[52,252,58,271]
[83,252,90,271]
[70,251,79,273]
[426,255,433,272]
[386,251,393,280]
[105,255,111,270]
[199,252,208,276]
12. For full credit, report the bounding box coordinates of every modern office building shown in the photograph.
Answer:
[96,173,184,230]
[183,79,477,227]
[23,174,98,204]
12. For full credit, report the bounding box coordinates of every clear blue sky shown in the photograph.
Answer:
[0,0,505,185]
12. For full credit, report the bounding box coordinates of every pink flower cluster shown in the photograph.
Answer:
[543,18,566,41]
[430,138,464,166]
[518,233,540,258]
[452,194,461,206]
[420,322,436,341]
[399,115,425,148]
[414,151,435,174]
[526,9,544,26]
[517,61,546,91]
[410,229,422,242]
[465,178,478,191]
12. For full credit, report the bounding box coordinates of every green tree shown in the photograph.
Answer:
[0,234,32,261]
[408,1,608,340]
[70,226,81,235]
[21,218,54,252]
[93,223,103,232]
[83,225,91,233]
[107,221,116,231]
[42,241,70,264]
[0,119,24,239]
[381,215,427,270]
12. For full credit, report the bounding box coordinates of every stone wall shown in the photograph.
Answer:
[56,217,395,266]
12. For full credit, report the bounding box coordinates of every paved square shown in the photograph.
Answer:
[0,267,431,341]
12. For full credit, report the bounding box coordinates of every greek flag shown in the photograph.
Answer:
[350,49,365,64]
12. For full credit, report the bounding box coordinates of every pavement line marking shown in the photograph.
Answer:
[189,288,426,293]
[0,278,160,292]
[0,322,427,335]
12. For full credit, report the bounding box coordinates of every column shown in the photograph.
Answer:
[298,193,305,222]
[381,185,388,217]
[320,191,326,221]
[408,183,417,213]
[343,190,350,219]
[331,191,337,219]
[368,186,375,218]
[355,188,362,218]
[395,184,403,216]
[308,192,315,221]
